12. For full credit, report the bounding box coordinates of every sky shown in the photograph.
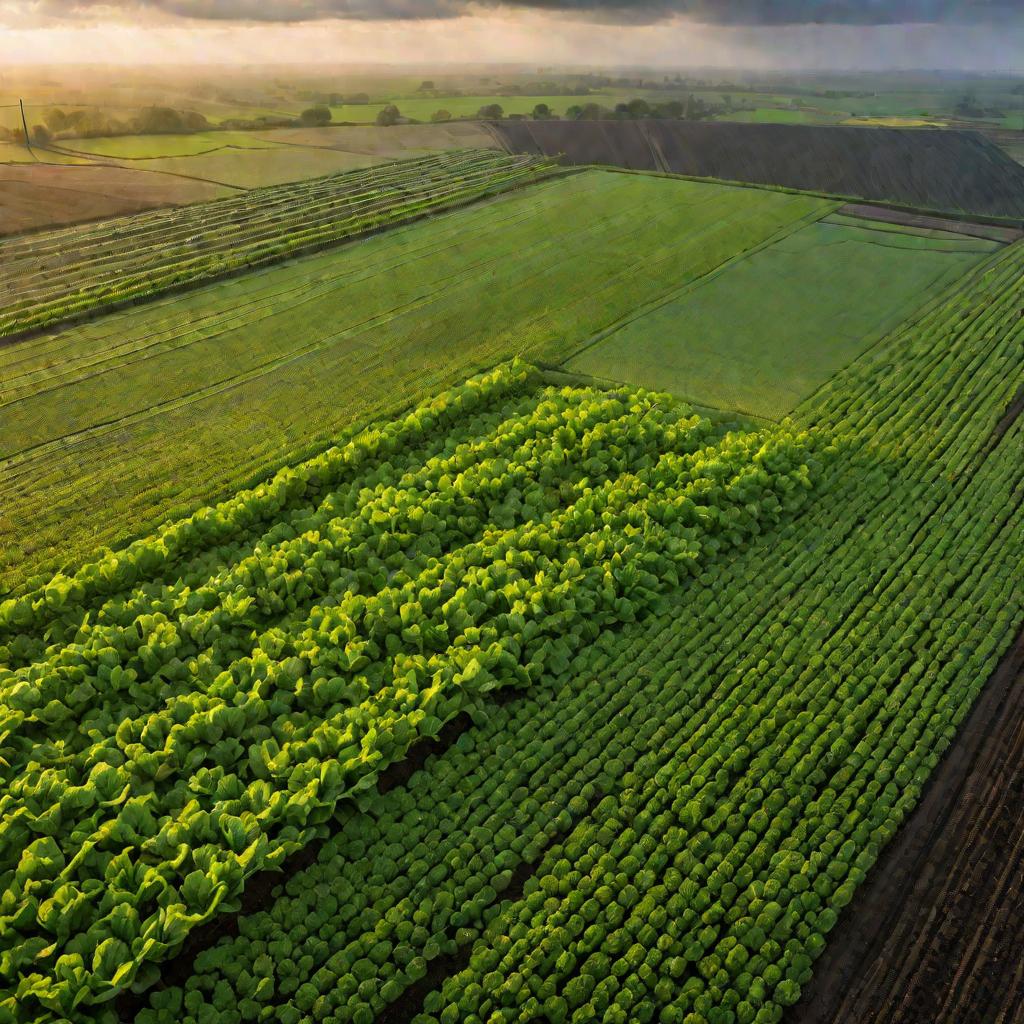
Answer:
[0,1,1021,70]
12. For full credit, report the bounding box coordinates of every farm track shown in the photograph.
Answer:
[789,625,1024,1024]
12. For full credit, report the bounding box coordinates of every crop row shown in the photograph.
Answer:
[129,244,1024,1024]
[0,150,556,339]
[0,365,824,1021]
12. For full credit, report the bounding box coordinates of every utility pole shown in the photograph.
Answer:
[19,98,30,149]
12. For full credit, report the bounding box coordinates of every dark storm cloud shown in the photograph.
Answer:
[25,0,1024,24]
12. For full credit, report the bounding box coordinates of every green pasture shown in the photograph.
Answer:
[717,108,832,125]
[121,145,379,187]
[0,170,826,592]
[567,215,998,419]
[62,130,283,159]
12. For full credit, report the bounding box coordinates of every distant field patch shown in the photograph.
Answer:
[566,214,999,419]
[0,142,93,165]
[0,163,230,235]
[60,130,283,159]
[719,107,831,125]
[124,145,381,187]
[842,115,945,127]
[0,170,827,591]
[252,121,500,155]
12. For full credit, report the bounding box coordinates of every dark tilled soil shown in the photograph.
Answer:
[790,626,1024,1024]
[490,120,1024,220]
[839,203,1024,243]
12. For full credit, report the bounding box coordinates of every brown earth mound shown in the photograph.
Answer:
[490,120,1024,220]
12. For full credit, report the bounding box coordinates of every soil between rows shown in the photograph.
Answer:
[789,625,1024,1024]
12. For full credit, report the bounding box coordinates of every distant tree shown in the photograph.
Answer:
[576,103,612,120]
[376,104,401,126]
[683,94,712,121]
[626,98,651,118]
[133,107,211,134]
[565,104,584,120]
[477,103,504,119]
[954,91,986,118]
[430,109,453,122]
[31,124,52,145]
[418,80,435,92]
[300,105,332,126]
[346,92,370,104]
[531,103,552,120]
[655,100,684,119]
[43,108,70,132]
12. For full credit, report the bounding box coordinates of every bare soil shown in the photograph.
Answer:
[0,164,231,236]
[491,119,1024,220]
[790,626,1024,1024]
[839,202,1024,243]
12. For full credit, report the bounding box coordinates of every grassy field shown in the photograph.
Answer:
[250,121,498,155]
[0,170,829,593]
[718,107,832,125]
[57,130,284,159]
[115,145,380,188]
[0,142,92,165]
[0,150,554,338]
[47,124,503,189]
[566,214,999,418]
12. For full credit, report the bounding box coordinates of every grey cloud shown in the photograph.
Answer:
[25,0,1024,24]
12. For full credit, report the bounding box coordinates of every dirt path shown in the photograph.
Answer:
[790,625,1024,1024]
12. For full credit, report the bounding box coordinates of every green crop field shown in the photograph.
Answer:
[2,74,1024,1024]
[717,109,832,125]
[565,214,1000,418]
[1,232,1021,1024]
[58,131,285,160]
[0,170,828,594]
[0,150,554,339]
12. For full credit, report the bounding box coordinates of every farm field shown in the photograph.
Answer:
[0,170,829,593]
[3,54,1024,1024]
[56,131,286,159]
[112,147,382,190]
[492,120,1024,218]
[0,163,233,235]
[250,122,499,157]
[718,109,832,125]
[1,227,1021,1024]
[0,149,554,339]
[0,124,510,236]
[791,632,1024,1024]
[566,214,1001,418]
